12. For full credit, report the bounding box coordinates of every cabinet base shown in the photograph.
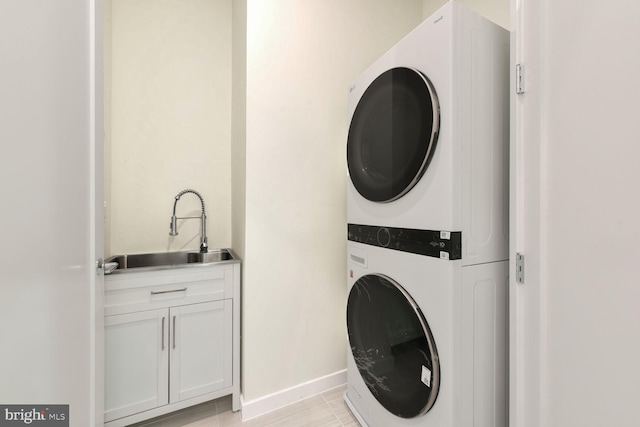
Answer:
[105,388,240,427]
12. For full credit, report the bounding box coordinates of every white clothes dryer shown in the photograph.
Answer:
[346,0,509,266]
[345,2,510,425]
[345,240,508,427]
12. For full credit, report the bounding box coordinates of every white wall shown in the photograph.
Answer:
[242,0,425,401]
[106,0,232,256]
[513,0,640,426]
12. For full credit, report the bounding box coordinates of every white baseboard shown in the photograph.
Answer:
[240,369,347,421]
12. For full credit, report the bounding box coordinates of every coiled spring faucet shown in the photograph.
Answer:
[169,189,208,253]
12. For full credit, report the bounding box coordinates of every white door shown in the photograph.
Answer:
[0,1,104,426]
[511,1,640,426]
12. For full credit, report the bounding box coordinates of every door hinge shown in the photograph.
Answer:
[515,64,525,94]
[516,253,525,284]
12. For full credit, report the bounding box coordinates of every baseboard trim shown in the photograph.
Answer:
[240,369,347,421]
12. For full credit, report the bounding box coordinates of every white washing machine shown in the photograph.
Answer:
[345,2,510,426]
[345,241,508,426]
[346,0,509,266]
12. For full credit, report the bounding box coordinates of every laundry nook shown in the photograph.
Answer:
[2,1,640,427]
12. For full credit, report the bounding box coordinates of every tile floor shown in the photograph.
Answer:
[129,385,360,427]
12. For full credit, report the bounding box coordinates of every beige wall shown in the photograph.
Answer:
[104,0,113,257]
[242,0,425,401]
[231,2,246,262]
[106,0,232,257]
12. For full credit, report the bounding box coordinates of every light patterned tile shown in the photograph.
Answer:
[181,415,220,427]
[263,404,340,427]
[248,395,327,426]
[327,398,358,425]
[138,387,360,427]
[320,384,347,403]
[215,395,233,414]
[216,406,244,427]
[129,400,218,427]
[219,395,336,427]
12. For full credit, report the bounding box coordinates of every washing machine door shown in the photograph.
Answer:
[347,274,440,418]
[347,67,440,203]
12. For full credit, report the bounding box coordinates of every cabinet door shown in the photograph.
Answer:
[170,300,233,403]
[105,309,169,422]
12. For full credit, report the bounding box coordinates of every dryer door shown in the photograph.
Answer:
[347,67,440,203]
[347,274,440,418]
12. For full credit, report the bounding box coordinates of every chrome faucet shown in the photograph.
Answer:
[169,189,208,253]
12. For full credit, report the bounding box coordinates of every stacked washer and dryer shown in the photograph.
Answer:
[344,2,509,426]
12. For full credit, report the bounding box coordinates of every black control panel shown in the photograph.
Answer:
[348,223,462,260]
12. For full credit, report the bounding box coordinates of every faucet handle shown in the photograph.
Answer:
[200,237,208,253]
[169,216,179,236]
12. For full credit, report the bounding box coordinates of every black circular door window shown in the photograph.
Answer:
[347,274,440,418]
[347,67,440,203]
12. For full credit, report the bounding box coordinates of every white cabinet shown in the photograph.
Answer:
[105,310,169,422]
[104,262,240,427]
[170,300,232,403]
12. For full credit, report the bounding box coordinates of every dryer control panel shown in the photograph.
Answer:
[348,223,462,260]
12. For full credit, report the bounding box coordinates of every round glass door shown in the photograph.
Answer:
[347,67,440,203]
[347,274,440,418]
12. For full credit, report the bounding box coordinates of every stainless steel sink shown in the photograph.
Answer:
[105,249,237,273]
[187,250,233,264]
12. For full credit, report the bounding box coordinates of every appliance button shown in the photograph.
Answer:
[377,228,391,247]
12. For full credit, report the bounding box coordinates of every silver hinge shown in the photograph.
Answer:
[516,253,525,284]
[515,64,525,94]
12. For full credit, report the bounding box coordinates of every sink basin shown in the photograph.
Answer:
[187,250,233,264]
[105,249,236,273]
[127,252,190,268]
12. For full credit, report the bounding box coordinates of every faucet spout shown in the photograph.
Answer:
[169,189,209,253]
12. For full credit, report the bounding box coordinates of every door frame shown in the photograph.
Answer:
[509,0,545,426]
[92,0,105,424]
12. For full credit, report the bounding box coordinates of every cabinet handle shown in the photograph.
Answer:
[172,316,177,349]
[161,317,166,350]
[151,288,187,296]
